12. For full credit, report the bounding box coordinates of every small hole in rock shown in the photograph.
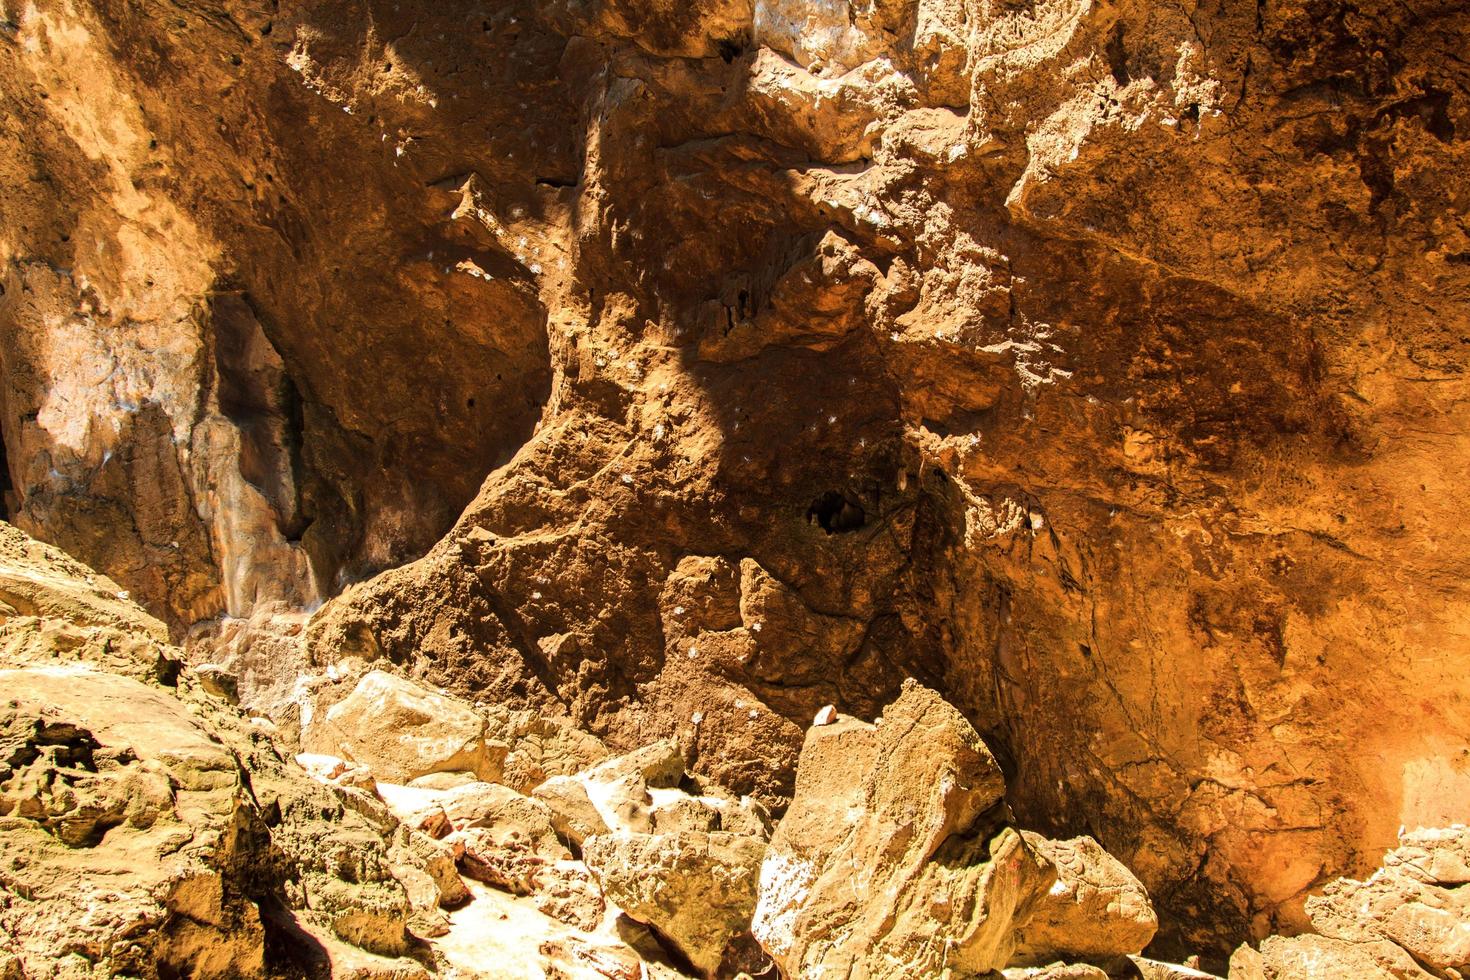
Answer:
[806,491,865,534]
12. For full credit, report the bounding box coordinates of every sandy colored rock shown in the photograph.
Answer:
[533,775,612,848]
[1005,965,1111,980]
[1128,957,1225,980]
[1013,832,1159,965]
[444,783,573,896]
[753,682,1051,977]
[0,523,414,976]
[2,0,1469,960]
[302,669,506,784]
[1304,825,1470,974]
[1228,934,1433,980]
[582,829,767,977]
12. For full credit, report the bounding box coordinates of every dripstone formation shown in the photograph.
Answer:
[1,0,1467,976]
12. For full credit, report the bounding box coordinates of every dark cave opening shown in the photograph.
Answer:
[806,490,866,534]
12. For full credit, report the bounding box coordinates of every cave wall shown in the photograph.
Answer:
[2,0,1468,955]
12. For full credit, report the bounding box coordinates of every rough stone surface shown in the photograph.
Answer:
[582,830,768,977]
[302,670,506,784]
[1014,832,1160,965]
[0,522,415,977]
[1229,825,1470,979]
[1,0,1468,961]
[752,681,1052,978]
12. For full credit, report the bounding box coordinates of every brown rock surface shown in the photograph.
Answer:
[1014,832,1160,966]
[582,830,768,978]
[301,670,507,784]
[1229,825,1470,979]
[0,0,1467,961]
[751,681,1053,977]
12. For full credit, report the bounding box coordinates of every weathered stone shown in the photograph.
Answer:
[1128,956,1225,980]
[583,830,767,977]
[5,0,1470,964]
[1013,833,1159,965]
[1304,825,1470,974]
[1005,965,1111,980]
[752,682,1051,978]
[302,670,505,784]
[444,784,571,895]
[1228,934,1433,980]
[533,775,611,848]
[0,524,414,975]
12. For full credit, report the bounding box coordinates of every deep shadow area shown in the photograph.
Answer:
[0,423,11,520]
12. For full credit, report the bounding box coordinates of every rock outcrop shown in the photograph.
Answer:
[0,523,420,977]
[1230,825,1470,979]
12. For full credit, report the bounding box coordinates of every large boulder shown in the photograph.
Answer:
[303,669,506,783]
[751,680,1053,978]
[582,830,767,977]
[1013,832,1159,965]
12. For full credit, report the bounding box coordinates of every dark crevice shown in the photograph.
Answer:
[1106,22,1131,86]
[806,490,866,534]
[716,38,744,64]
[0,421,11,520]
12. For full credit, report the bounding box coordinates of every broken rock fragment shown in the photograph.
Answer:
[751,681,1053,978]
[582,829,767,977]
[302,669,506,783]
[1013,832,1159,965]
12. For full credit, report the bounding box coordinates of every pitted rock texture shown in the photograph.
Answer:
[0,523,421,978]
[2,0,1468,957]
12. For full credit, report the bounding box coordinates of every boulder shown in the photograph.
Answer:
[582,830,767,977]
[751,681,1052,978]
[444,784,572,895]
[1005,965,1111,980]
[303,669,506,783]
[581,738,686,790]
[1012,833,1158,965]
[1228,934,1433,979]
[1128,956,1224,979]
[533,774,611,848]
[482,705,611,795]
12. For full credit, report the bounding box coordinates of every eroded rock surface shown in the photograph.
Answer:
[752,681,1053,977]
[0,523,418,977]
[2,0,1468,962]
[1229,825,1470,979]
[1014,832,1160,966]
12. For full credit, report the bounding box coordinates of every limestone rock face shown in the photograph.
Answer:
[303,670,507,784]
[752,681,1053,978]
[1228,934,1432,980]
[1230,825,1470,979]
[582,830,767,977]
[0,523,415,976]
[2,0,1469,958]
[1014,833,1160,966]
